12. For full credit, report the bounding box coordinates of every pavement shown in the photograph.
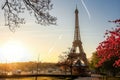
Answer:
[75,77,100,80]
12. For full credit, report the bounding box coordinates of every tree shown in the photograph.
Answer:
[57,50,70,75]
[89,52,100,72]
[58,48,85,75]
[96,19,120,76]
[1,0,57,32]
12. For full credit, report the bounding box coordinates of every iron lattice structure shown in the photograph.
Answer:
[69,7,88,67]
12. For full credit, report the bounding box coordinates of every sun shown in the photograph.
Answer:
[0,40,31,63]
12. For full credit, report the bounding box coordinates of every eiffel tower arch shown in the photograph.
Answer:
[67,7,90,76]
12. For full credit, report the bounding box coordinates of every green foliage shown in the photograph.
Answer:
[100,57,120,76]
[89,52,100,72]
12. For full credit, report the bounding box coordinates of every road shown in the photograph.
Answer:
[75,74,102,80]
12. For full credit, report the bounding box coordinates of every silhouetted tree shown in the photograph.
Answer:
[58,51,69,75]
[1,0,57,32]
[58,48,81,75]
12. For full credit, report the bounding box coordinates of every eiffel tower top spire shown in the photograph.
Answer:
[75,5,78,13]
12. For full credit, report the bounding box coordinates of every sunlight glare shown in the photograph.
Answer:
[0,40,31,63]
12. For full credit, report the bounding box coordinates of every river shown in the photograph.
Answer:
[0,77,75,80]
[0,76,119,80]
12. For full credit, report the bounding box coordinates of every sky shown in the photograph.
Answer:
[0,0,120,63]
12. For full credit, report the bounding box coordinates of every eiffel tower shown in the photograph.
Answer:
[69,7,88,67]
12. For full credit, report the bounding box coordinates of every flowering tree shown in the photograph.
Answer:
[1,0,57,32]
[96,19,120,76]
